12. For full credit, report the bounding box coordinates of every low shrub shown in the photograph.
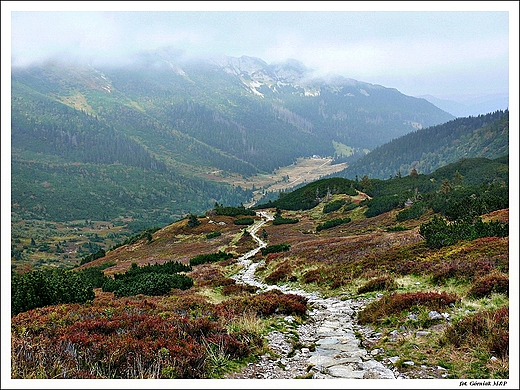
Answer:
[167,294,216,318]
[441,307,509,359]
[357,276,398,294]
[114,260,192,281]
[206,231,222,239]
[302,269,322,284]
[323,199,346,214]
[189,251,233,266]
[11,306,252,379]
[261,243,290,256]
[272,216,299,225]
[264,252,286,264]
[264,262,297,284]
[467,274,509,299]
[316,217,351,232]
[430,257,503,285]
[420,215,509,249]
[75,266,111,289]
[358,291,459,324]
[233,218,254,226]
[11,268,95,316]
[217,290,308,318]
[104,273,194,297]
[396,202,427,221]
[364,195,400,218]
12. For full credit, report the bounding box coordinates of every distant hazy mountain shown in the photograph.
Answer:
[418,93,509,117]
[11,51,454,223]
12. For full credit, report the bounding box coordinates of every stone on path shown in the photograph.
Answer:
[361,359,396,379]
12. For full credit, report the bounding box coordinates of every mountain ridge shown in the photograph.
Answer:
[333,110,509,181]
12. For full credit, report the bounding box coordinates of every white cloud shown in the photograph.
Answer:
[6,6,514,97]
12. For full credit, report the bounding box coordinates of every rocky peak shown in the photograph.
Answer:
[270,59,309,83]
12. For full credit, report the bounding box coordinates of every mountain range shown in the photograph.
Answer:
[11,51,455,225]
[419,93,509,118]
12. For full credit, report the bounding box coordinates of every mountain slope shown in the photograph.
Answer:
[257,155,509,212]
[12,53,454,174]
[334,110,509,180]
[419,93,509,117]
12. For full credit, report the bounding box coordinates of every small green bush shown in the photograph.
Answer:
[323,199,346,214]
[233,218,255,226]
[114,260,191,281]
[12,269,95,316]
[206,231,222,239]
[261,243,290,256]
[396,202,427,221]
[189,251,233,266]
[420,215,508,249]
[316,217,351,231]
[105,273,194,297]
[272,216,299,225]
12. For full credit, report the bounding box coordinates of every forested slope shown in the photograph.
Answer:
[336,110,508,180]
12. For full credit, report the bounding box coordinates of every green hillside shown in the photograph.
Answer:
[336,110,509,180]
[258,156,509,217]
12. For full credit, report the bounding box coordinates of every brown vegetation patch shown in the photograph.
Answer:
[290,229,422,266]
[481,208,509,223]
[357,275,398,294]
[355,236,508,281]
[188,263,225,287]
[221,283,257,296]
[441,307,509,359]
[358,291,459,324]
[10,295,251,379]
[83,217,250,275]
[264,260,297,284]
[467,273,509,299]
[215,290,308,318]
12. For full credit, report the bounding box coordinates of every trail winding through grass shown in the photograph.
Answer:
[229,211,396,379]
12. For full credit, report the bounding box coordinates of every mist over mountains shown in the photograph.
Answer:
[12,50,455,167]
[418,93,509,118]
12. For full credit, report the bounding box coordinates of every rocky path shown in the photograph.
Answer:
[227,212,397,380]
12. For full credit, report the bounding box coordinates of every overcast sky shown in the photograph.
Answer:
[3,2,518,100]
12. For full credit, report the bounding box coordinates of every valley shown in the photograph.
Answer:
[10,156,349,270]
[215,156,350,207]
